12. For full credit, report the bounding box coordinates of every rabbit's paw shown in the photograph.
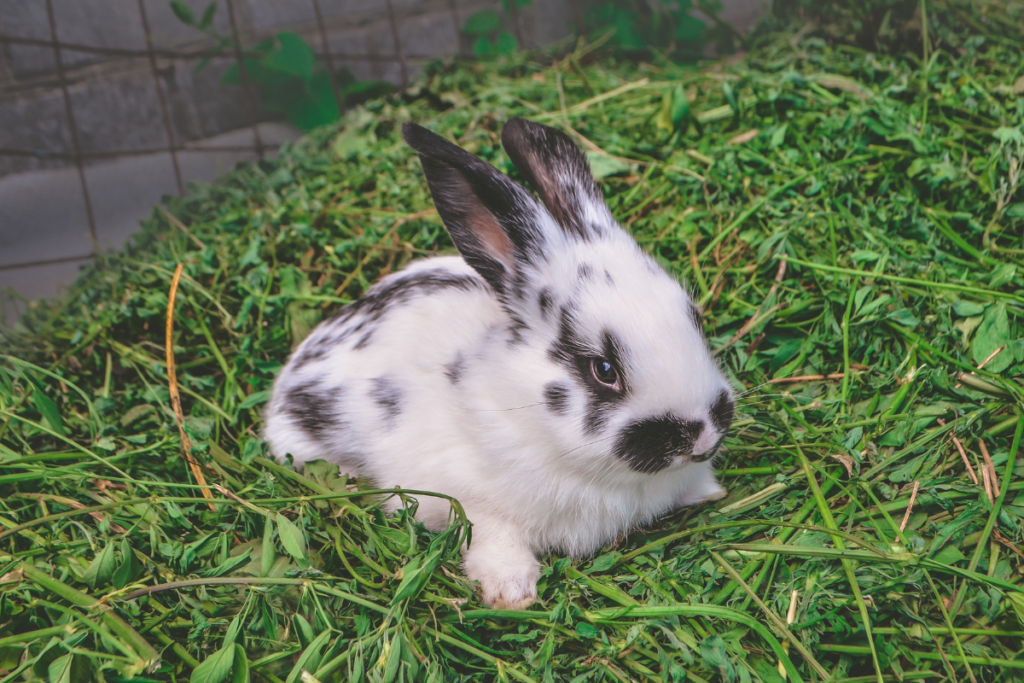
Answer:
[675,464,727,507]
[464,536,539,610]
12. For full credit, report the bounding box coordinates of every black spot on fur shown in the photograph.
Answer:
[510,269,530,303]
[319,270,487,354]
[291,345,327,369]
[687,301,704,335]
[549,306,628,434]
[538,288,552,320]
[614,416,704,474]
[709,390,735,434]
[577,263,594,281]
[370,377,403,428]
[507,313,530,345]
[544,382,570,414]
[444,353,465,385]
[604,269,614,285]
[285,382,345,440]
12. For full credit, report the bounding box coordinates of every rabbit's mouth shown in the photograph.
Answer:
[691,436,725,463]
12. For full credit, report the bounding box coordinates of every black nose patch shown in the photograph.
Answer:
[614,416,704,474]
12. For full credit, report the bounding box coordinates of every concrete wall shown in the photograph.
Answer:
[0,0,580,179]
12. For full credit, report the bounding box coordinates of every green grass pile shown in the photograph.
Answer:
[2,1,1024,680]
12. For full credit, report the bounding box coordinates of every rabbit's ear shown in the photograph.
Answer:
[403,122,543,295]
[501,117,611,241]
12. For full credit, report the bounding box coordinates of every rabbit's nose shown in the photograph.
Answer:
[613,415,704,474]
[691,421,727,461]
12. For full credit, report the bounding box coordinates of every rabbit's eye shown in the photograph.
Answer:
[590,358,621,389]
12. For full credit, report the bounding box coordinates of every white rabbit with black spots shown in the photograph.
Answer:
[264,118,735,609]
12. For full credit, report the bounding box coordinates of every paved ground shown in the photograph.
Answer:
[0,122,301,327]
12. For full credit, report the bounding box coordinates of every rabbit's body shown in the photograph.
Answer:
[265,118,734,608]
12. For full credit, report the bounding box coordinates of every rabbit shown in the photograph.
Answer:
[263,117,735,609]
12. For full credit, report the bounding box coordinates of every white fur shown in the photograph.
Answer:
[265,123,734,609]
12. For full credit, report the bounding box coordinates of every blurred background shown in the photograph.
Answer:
[0,0,766,326]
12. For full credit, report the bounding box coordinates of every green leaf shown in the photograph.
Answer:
[223,610,244,646]
[275,513,308,567]
[471,37,494,56]
[722,82,739,116]
[462,10,501,36]
[192,646,236,683]
[586,153,632,179]
[906,157,930,178]
[47,654,73,683]
[656,89,674,132]
[261,517,276,577]
[112,539,140,589]
[575,622,599,639]
[850,250,880,262]
[495,31,518,55]
[670,85,690,127]
[932,544,967,565]
[749,656,787,683]
[239,390,271,411]
[887,308,920,328]
[1009,592,1024,628]
[284,70,340,131]
[952,300,986,317]
[770,123,788,148]
[203,548,253,578]
[973,303,1012,372]
[587,551,621,572]
[675,13,705,42]
[83,542,117,589]
[264,33,316,80]
[199,2,217,29]
[32,387,65,437]
[285,630,331,683]
[700,635,738,683]
[170,0,196,25]
[853,285,873,313]
[383,635,403,683]
[993,126,1024,145]
[293,614,315,649]
[231,645,250,683]
[391,550,443,605]
[990,263,1017,289]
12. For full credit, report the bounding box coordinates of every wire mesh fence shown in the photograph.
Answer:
[0,0,583,323]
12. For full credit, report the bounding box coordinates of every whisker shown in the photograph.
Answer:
[465,402,545,412]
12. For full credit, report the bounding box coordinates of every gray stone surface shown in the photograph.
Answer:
[4,0,147,77]
[397,7,463,58]
[0,122,301,326]
[0,0,233,77]
[0,87,73,176]
[71,71,171,154]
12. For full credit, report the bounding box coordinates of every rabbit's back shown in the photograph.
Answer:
[264,256,501,474]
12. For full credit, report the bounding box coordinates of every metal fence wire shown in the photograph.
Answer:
[0,0,586,276]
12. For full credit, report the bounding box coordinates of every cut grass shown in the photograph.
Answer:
[2,1,1024,681]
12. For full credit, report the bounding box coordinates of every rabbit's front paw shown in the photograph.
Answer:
[464,535,539,610]
[674,463,727,507]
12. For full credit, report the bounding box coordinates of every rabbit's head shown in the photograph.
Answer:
[403,118,734,479]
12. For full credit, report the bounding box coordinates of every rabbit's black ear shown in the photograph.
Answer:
[501,117,610,240]
[403,122,543,295]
